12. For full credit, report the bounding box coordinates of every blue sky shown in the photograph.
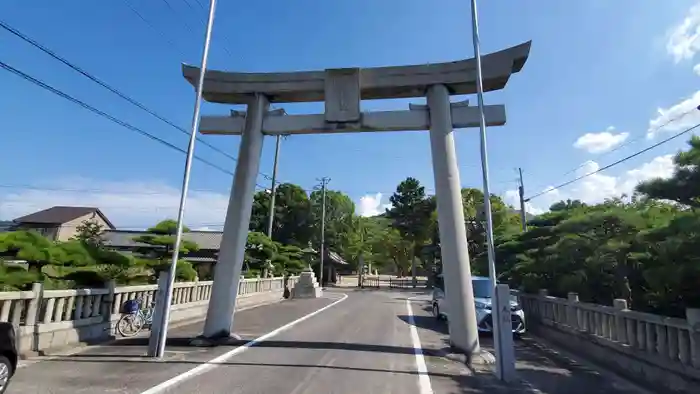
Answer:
[2,0,700,228]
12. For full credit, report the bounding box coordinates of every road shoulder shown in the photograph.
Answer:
[7,295,341,394]
[407,296,652,394]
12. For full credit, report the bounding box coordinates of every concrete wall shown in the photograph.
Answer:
[0,276,297,356]
[56,212,112,242]
[519,291,700,394]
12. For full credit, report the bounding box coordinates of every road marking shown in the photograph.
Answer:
[18,297,287,369]
[139,293,348,394]
[406,298,434,394]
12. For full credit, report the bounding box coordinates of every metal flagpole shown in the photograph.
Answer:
[469,0,505,371]
[151,0,219,359]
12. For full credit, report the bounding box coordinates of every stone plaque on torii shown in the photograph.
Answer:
[181,41,531,356]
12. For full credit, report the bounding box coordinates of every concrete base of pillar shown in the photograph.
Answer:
[442,345,496,366]
[291,267,322,299]
[189,332,244,347]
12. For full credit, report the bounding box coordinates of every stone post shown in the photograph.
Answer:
[25,283,43,327]
[104,280,116,325]
[567,292,579,329]
[538,289,548,322]
[148,271,169,356]
[686,307,700,368]
[190,278,199,303]
[613,299,628,345]
[26,282,43,352]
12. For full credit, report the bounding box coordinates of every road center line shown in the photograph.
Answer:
[406,298,435,394]
[139,293,348,394]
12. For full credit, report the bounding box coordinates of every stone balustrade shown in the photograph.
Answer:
[518,290,700,393]
[0,276,297,356]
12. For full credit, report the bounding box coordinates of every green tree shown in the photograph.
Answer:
[550,199,587,212]
[309,189,356,255]
[385,178,434,276]
[71,220,105,248]
[637,136,700,208]
[0,231,94,273]
[244,231,277,277]
[249,183,313,246]
[132,220,200,281]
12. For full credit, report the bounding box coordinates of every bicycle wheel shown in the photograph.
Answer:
[117,313,145,337]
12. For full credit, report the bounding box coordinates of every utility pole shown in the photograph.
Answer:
[356,218,365,288]
[150,0,218,359]
[318,177,330,288]
[266,135,282,238]
[518,167,527,232]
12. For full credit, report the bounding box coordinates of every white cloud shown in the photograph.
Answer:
[667,2,700,63]
[647,90,700,139]
[573,127,629,153]
[0,178,231,230]
[693,63,700,75]
[0,178,396,228]
[503,154,675,214]
[357,193,392,217]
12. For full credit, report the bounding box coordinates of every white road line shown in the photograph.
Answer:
[406,298,434,394]
[17,297,287,369]
[139,293,348,394]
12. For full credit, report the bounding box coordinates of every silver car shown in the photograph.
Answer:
[431,274,526,334]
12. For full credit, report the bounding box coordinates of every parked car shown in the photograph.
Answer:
[0,322,18,393]
[431,274,526,335]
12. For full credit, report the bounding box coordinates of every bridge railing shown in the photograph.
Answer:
[518,289,700,393]
[0,276,296,355]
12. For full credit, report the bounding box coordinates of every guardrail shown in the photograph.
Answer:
[0,276,297,355]
[519,290,700,394]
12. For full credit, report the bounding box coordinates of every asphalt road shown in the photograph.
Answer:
[147,290,423,394]
[7,289,654,394]
[8,290,430,394]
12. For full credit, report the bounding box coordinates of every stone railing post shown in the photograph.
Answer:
[190,278,199,303]
[538,289,548,321]
[25,283,43,327]
[567,292,579,329]
[686,307,700,369]
[613,299,628,345]
[25,282,43,352]
[148,271,169,355]
[104,280,116,324]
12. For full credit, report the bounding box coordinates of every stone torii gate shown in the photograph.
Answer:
[182,41,531,357]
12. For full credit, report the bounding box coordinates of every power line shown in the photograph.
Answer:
[0,18,244,168]
[531,107,700,192]
[0,184,229,196]
[0,182,308,196]
[525,120,700,201]
[0,58,243,179]
[121,0,189,58]
[160,0,236,59]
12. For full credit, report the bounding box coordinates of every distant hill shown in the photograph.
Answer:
[0,221,14,232]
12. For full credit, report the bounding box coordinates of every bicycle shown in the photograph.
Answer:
[117,297,155,337]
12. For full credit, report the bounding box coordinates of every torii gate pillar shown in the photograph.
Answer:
[202,94,268,338]
[427,84,481,354]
